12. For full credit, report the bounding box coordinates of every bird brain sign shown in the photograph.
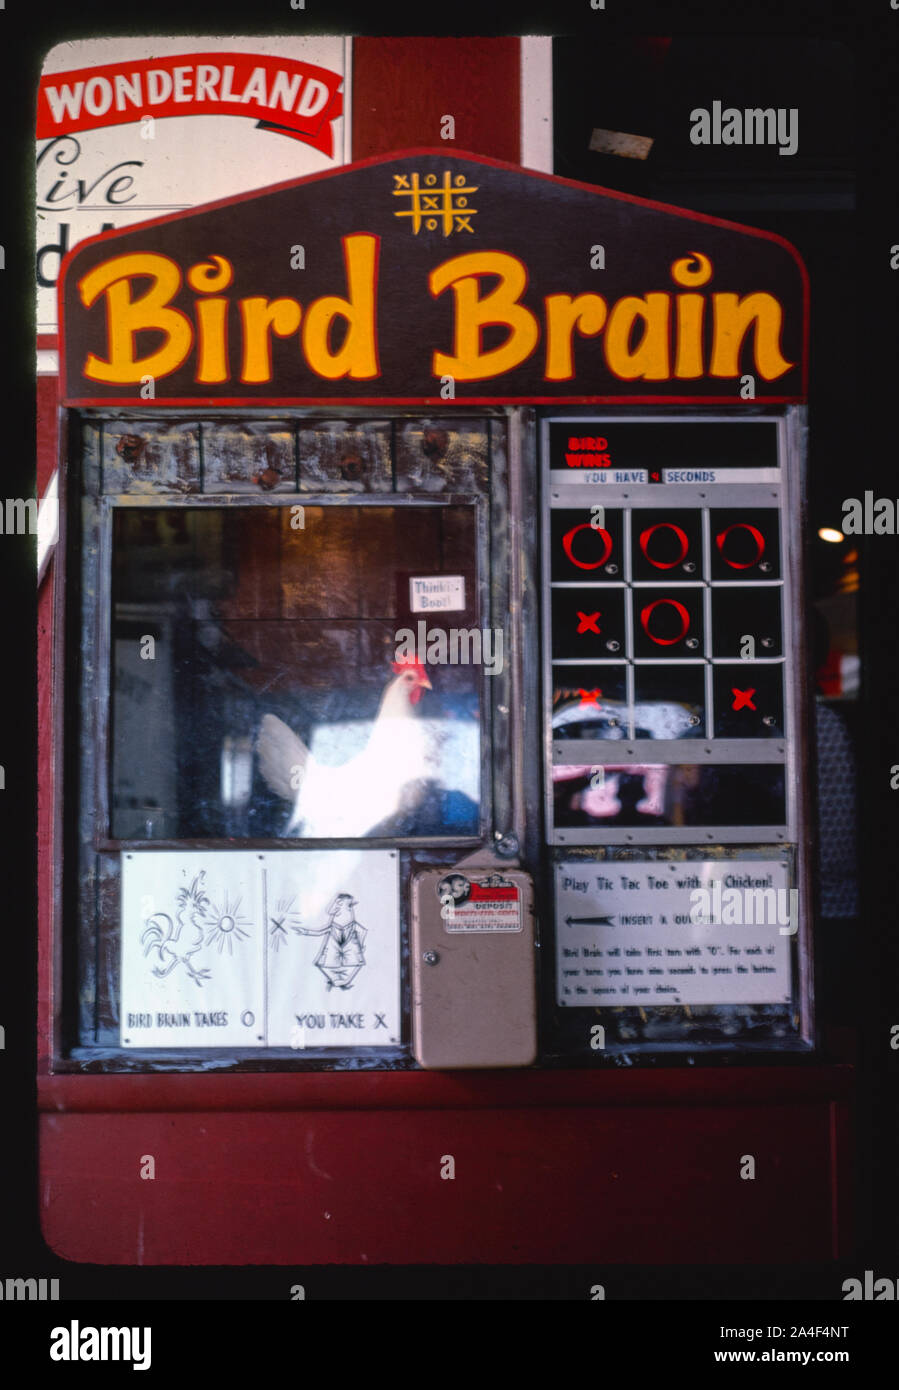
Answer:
[59,150,806,404]
[120,850,400,1048]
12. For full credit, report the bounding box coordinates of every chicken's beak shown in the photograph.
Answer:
[419,672,432,691]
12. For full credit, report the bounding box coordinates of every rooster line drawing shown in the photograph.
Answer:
[256,656,438,838]
[139,871,214,986]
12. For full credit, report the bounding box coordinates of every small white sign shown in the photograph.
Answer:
[550,469,649,486]
[661,467,781,485]
[555,859,792,1006]
[121,849,400,1048]
[410,574,466,613]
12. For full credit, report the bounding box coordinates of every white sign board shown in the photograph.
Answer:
[555,860,793,1006]
[37,35,349,334]
[410,575,466,613]
[121,849,400,1048]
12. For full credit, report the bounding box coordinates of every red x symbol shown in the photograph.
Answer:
[577,688,602,704]
[732,688,756,711]
[576,610,601,634]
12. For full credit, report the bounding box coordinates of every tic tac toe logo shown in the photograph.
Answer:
[392,170,479,236]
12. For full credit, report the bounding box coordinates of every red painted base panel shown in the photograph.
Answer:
[41,1101,847,1265]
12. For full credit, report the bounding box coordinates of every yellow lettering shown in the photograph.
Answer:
[674,295,704,378]
[710,292,792,380]
[670,252,712,288]
[429,251,539,380]
[605,293,670,380]
[240,298,302,383]
[302,233,379,380]
[188,256,233,384]
[78,252,192,384]
[544,293,607,381]
[194,299,228,383]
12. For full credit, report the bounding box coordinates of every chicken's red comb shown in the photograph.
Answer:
[391,656,430,681]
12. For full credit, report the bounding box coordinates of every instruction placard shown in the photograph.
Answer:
[555,860,792,1006]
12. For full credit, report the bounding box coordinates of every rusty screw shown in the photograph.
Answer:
[340,452,366,482]
[421,428,449,461]
[115,434,146,464]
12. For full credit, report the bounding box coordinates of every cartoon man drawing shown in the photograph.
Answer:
[297,893,367,990]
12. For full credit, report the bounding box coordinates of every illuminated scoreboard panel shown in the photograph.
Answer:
[541,418,798,847]
[540,415,811,1043]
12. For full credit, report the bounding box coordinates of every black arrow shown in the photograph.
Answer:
[565,915,615,926]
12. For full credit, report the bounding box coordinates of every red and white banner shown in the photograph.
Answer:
[38,52,343,156]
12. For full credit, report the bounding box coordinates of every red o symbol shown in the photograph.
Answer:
[715,522,766,569]
[639,522,689,569]
[640,598,691,645]
[562,523,613,570]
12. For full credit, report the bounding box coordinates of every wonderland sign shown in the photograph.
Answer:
[60,150,807,405]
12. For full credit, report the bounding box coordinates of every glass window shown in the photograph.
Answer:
[109,503,482,841]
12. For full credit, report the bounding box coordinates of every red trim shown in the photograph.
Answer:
[57,146,810,406]
[39,1064,854,1113]
[63,395,805,408]
[37,333,59,350]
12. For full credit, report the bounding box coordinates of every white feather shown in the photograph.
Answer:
[257,668,435,838]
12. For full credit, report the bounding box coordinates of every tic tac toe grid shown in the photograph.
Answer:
[541,416,804,846]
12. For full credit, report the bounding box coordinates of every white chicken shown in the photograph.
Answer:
[256,658,435,837]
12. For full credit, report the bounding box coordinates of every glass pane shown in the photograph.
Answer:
[551,667,628,739]
[110,505,481,840]
[553,764,786,828]
[631,509,703,581]
[550,507,624,582]
[713,664,785,737]
[633,665,706,739]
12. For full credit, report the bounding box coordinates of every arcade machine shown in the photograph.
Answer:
[40,147,851,1265]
